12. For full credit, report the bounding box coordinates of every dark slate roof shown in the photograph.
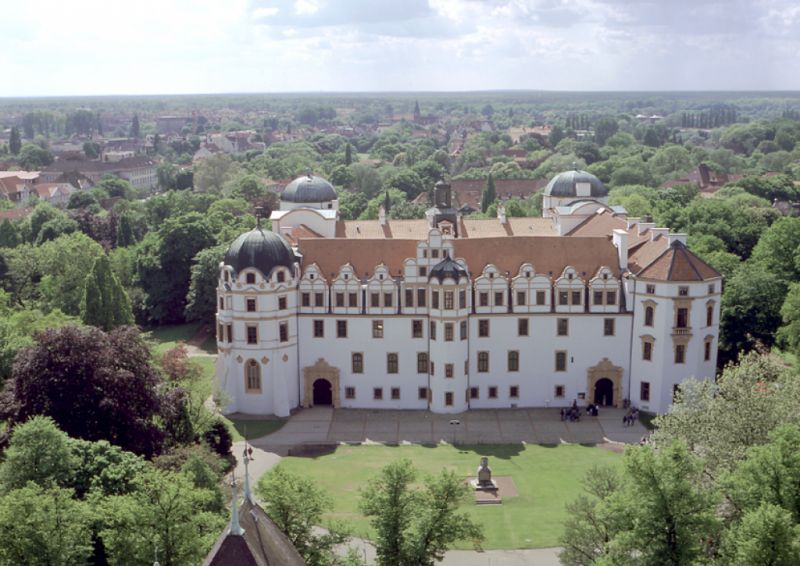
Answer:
[203,499,307,566]
[281,174,337,203]
[224,227,296,277]
[544,170,607,198]
[429,255,468,283]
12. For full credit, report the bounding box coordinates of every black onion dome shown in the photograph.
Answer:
[544,170,608,198]
[281,174,337,203]
[429,255,468,283]
[224,228,296,277]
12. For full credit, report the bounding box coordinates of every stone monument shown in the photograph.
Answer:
[471,456,497,491]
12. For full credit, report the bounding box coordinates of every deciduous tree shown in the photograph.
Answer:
[80,254,134,331]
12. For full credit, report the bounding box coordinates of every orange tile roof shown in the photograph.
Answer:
[298,238,419,279]
[636,242,720,281]
[336,217,555,240]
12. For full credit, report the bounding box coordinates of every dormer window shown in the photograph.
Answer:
[603,273,608,280]
[246,273,256,284]
[344,274,349,280]
[432,249,439,258]
[489,273,494,279]
[525,272,531,278]
[568,273,573,280]
[277,271,285,283]
[309,274,315,280]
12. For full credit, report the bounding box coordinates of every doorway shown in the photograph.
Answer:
[593,378,614,407]
[312,378,333,406]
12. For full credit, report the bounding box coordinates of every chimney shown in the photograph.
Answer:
[650,227,669,241]
[626,217,640,230]
[637,222,655,236]
[612,228,628,270]
[666,233,687,246]
[497,203,507,225]
[378,205,386,226]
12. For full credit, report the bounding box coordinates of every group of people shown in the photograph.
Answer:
[623,407,640,427]
[560,401,583,422]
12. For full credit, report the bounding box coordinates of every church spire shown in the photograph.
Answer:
[229,474,245,536]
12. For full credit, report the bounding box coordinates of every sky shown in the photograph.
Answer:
[1,0,799,96]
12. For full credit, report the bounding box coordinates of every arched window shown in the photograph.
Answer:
[706,304,714,326]
[245,360,261,393]
[644,306,654,327]
[277,271,285,283]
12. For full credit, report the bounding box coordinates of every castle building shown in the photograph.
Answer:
[215,171,721,417]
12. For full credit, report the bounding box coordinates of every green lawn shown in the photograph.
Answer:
[145,322,203,355]
[277,443,622,549]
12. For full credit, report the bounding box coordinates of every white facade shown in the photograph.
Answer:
[214,172,721,417]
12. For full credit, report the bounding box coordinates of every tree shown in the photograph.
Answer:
[778,282,800,358]
[3,325,166,456]
[749,217,800,284]
[185,244,226,322]
[36,215,80,244]
[0,219,20,248]
[69,437,147,498]
[257,466,351,566]
[80,254,134,331]
[17,142,54,169]
[549,125,565,147]
[67,191,99,209]
[99,468,224,566]
[35,232,105,316]
[115,211,137,247]
[360,459,483,566]
[96,175,134,199]
[8,126,21,155]
[129,114,140,139]
[0,416,74,491]
[481,173,496,213]
[593,116,619,146]
[719,503,800,566]
[344,142,353,166]
[0,484,93,565]
[83,141,100,159]
[194,153,242,193]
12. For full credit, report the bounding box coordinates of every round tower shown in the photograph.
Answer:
[215,225,299,417]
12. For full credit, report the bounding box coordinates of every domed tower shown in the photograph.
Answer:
[279,172,338,211]
[215,225,300,417]
[542,170,608,219]
[427,255,471,413]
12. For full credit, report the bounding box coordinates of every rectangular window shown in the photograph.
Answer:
[479,292,489,307]
[518,318,529,336]
[708,283,715,294]
[646,284,656,294]
[445,363,454,378]
[555,385,565,398]
[247,325,258,344]
[593,290,604,305]
[557,318,568,336]
[494,291,504,306]
[217,323,224,341]
[479,319,489,337]
[418,387,428,400]
[314,293,324,307]
[536,290,547,305]
[373,388,383,400]
[559,291,569,305]
[643,341,653,361]
[336,292,345,307]
[337,320,347,338]
[372,320,384,338]
[517,291,526,306]
[640,381,650,402]
[384,292,393,307]
[219,296,225,310]
[707,305,713,326]
[676,308,688,329]
[459,290,466,309]
[445,392,453,406]
[678,286,689,297]
[412,320,423,338]
[246,273,256,284]
[508,350,519,372]
[371,293,380,308]
[675,344,686,364]
[478,351,489,373]
[444,291,454,310]
[444,323,454,342]
[345,386,355,399]
[349,292,358,307]
[571,291,582,305]
[387,353,398,374]
[352,353,363,374]
[313,320,324,338]
[405,289,413,307]
[246,297,256,312]
[604,318,615,336]
[465,360,469,375]
[278,296,287,310]
[606,291,617,305]
[470,387,479,399]
[391,387,400,400]
[226,324,233,343]
[418,267,427,277]
[460,321,467,340]
[488,386,498,399]
[645,306,654,326]
[432,291,440,309]
[510,385,519,399]
[430,321,436,341]
[417,289,426,307]
[279,322,288,343]
[430,361,435,375]
[555,351,567,372]
[417,352,428,374]
[705,340,712,361]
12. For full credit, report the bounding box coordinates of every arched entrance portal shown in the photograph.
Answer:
[313,378,333,406]
[594,378,614,406]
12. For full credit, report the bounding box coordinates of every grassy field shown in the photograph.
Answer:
[277,443,622,549]
[145,322,216,355]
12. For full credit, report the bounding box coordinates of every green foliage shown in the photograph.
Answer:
[719,503,800,566]
[68,438,147,498]
[749,216,800,283]
[67,190,99,209]
[80,254,134,331]
[0,484,93,566]
[0,219,20,248]
[96,175,135,199]
[180,453,225,513]
[0,416,75,491]
[185,244,226,322]
[481,173,496,213]
[36,232,105,315]
[129,114,140,139]
[360,459,483,566]
[194,153,242,193]
[17,142,54,169]
[779,282,800,358]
